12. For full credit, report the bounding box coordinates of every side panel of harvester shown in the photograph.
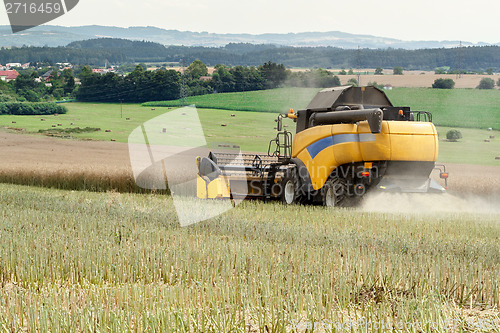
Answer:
[292,120,438,190]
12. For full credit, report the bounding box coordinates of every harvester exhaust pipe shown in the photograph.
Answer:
[309,108,384,133]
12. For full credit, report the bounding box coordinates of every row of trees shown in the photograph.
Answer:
[77,61,292,102]
[0,102,67,115]
[3,60,347,104]
[435,66,496,75]
[432,77,500,89]
[77,66,180,102]
[76,60,355,103]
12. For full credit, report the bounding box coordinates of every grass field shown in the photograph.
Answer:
[143,87,319,113]
[0,183,499,331]
[386,88,500,130]
[0,104,280,151]
[436,127,500,166]
[144,87,500,130]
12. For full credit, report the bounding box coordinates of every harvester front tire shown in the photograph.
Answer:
[322,177,346,207]
[281,168,302,205]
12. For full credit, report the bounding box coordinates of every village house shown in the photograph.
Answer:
[91,68,115,74]
[40,70,61,82]
[0,70,19,82]
[6,63,22,68]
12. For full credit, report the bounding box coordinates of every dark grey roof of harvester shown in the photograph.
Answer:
[306,85,393,111]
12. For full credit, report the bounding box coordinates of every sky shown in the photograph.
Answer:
[1,0,499,43]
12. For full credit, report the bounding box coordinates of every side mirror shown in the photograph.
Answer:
[275,116,282,131]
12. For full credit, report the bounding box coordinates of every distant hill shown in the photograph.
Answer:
[67,38,165,50]
[0,25,496,49]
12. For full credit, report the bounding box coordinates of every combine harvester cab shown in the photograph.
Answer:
[197,85,448,207]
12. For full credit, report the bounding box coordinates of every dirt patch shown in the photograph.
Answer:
[0,130,130,170]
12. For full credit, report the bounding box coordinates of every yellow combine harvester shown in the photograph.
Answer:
[196,86,448,206]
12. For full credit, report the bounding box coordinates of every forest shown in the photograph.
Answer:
[1,38,500,71]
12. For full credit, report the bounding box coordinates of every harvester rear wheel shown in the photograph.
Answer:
[322,177,346,207]
[281,168,302,205]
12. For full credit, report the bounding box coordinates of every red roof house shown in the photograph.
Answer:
[0,70,19,82]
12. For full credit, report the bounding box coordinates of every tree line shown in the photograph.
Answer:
[1,38,500,71]
[77,61,318,102]
[76,60,349,103]
[1,59,345,104]
[0,102,67,115]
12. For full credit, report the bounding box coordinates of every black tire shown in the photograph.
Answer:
[321,177,347,207]
[280,167,302,205]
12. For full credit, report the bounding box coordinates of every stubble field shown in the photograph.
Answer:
[0,183,499,331]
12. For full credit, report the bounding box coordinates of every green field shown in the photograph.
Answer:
[0,103,280,152]
[0,183,499,331]
[436,127,500,166]
[386,88,500,130]
[143,87,319,113]
[144,87,500,130]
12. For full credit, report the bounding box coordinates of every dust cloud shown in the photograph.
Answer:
[360,192,500,215]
